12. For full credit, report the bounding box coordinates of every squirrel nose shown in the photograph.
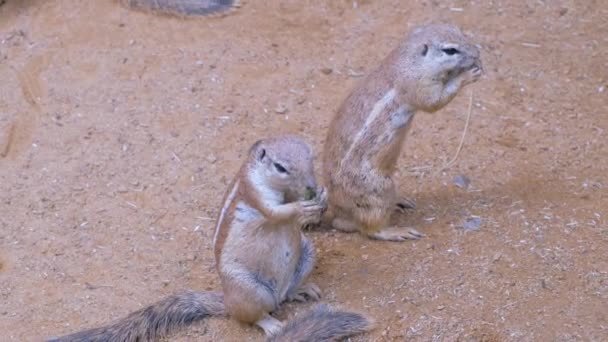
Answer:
[305,178,317,191]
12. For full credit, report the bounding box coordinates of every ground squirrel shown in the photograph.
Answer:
[48,135,371,342]
[323,23,483,241]
[121,0,239,17]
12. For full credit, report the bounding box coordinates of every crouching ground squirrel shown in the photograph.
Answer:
[323,24,483,241]
[49,135,371,342]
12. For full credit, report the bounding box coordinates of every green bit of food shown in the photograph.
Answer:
[304,188,317,200]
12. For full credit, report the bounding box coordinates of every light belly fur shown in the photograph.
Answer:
[220,202,301,298]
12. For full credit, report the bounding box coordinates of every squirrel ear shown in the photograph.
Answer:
[421,44,429,56]
[250,140,266,161]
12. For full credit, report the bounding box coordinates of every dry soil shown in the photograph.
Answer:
[0,0,607,341]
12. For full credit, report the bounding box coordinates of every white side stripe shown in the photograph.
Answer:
[341,88,397,165]
[213,179,240,246]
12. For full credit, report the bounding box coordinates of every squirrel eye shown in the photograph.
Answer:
[421,44,429,56]
[273,162,288,174]
[442,48,460,55]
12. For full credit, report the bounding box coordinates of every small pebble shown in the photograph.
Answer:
[463,216,482,231]
[275,104,288,114]
[492,252,502,262]
[320,67,333,75]
[453,174,471,189]
[347,69,365,77]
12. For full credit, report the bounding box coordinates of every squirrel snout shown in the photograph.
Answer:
[305,177,318,191]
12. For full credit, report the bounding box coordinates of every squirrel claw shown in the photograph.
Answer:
[287,282,322,302]
[395,196,416,213]
[463,63,482,84]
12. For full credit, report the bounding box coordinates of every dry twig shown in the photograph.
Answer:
[441,91,474,171]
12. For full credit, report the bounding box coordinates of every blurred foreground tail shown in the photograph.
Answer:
[268,304,373,342]
[47,291,224,342]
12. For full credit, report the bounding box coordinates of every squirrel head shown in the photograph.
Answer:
[248,135,318,203]
[395,23,481,84]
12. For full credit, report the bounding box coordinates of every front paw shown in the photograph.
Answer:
[296,188,328,226]
[316,186,328,213]
[462,63,482,85]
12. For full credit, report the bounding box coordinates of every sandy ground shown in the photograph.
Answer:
[1,0,607,341]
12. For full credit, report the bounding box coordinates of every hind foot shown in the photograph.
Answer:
[287,282,322,302]
[256,314,284,336]
[369,226,424,241]
[395,196,416,213]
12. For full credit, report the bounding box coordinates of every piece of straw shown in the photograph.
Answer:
[441,91,474,171]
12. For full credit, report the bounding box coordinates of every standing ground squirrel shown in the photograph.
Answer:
[121,0,240,17]
[323,24,483,241]
[48,135,371,342]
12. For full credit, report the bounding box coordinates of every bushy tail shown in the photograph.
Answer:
[120,0,240,17]
[47,291,225,342]
[268,304,373,342]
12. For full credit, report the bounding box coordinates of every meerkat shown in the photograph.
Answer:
[48,135,372,342]
[120,0,240,17]
[323,23,483,242]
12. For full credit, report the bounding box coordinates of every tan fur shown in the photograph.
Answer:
[214,135,325,327]
[323,23,483,241]
[49,135,371,342]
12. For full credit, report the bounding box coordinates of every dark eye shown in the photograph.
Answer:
[421,44,429,56]
[273,163,288,174]
[442,48,460,55]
